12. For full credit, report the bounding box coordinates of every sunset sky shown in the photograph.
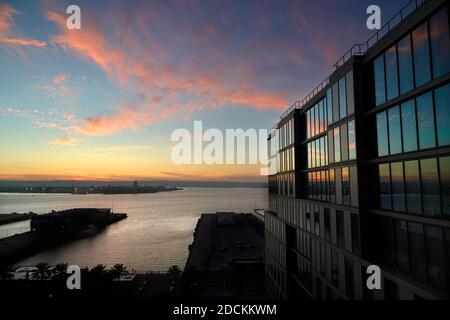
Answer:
[0,0,401,181]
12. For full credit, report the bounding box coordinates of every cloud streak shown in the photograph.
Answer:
[44,3,296,136]
[0,3,46,47]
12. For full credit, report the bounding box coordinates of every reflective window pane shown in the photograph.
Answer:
[412,22,431,87]
[424,225,446,289]
[420,158,441,216]
[348,120,356,160]
[327,88,333,125]
[408,222,426,280]
[401,100,418,152]
[374,55,386,106]
[342,167,350,206]
[416,92,436,149]
[388,106,402,155]
[434,84,450,146]
[430,8,450,79]
[329,169,336,203]
[319,101,324,133]
[394,220,409,273]
[405,160,422,214]
[398,35,414,94]
[334,127,341,162]
[339,76,347,119]
[385,46,399,100]
[391,162,405,212]
[440,157,450,216]
[379,163,391,210]
[377,112,389,156]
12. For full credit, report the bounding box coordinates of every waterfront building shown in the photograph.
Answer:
[266,0,450,300]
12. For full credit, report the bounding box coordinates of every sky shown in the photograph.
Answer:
[0,0,403,181]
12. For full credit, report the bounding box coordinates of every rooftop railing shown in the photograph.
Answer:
[280,0,426,120]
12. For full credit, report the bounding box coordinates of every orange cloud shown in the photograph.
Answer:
[0,3,46,47]
[44,6,290,136]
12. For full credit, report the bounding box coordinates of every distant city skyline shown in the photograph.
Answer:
[0,0,402,181]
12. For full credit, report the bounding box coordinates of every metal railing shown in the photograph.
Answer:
[280,0,427,120]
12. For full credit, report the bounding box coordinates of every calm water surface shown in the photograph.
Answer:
[0,188,267,272]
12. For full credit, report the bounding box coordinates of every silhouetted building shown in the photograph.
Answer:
[266,0,450,300]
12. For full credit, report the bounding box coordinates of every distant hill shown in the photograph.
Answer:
[0,180,267,188]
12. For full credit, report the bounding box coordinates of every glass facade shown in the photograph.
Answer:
[375,84,450,157]
[307,98,328,139]
[429,7,450,79]
[412,22,431,87]
[373,7,450,107]
[398,35,414,94]
[377,156,448,216]
[267,2,450,301]
[368,214,450,291]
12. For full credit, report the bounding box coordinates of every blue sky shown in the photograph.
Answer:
[0,0,404,181]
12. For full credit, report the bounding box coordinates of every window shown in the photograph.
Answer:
[379,163,391,210]
[434,84,450,146]
[336,211,345,248]
[324,209,331,242]
[416,92,436,149]
[424,225,446,289]
[440,157,450,216]
[404,160,421,214]
[350,166,358,207]
[445,229,450,286]
[388,106,402,154]
[351,214,360,255]
[327,88,333,125]
[334,127,341,162]
[344,257,354,299]
[401,100,418,152]
[348,120,356,160]
[412,22,431,87]
[398,35,414,94]
[374,55,386,106]
[331,251,339,286]
[319,100,325,133]
[408,222,426,280]
[394,220,409,273]
[429,8,450,79]
[385,45,399,100]
[371,215,394,266]
[384,278,398,300]
[339,76,347,119]
[314,208,320,236]
[377,112,389,156]
[391,162,405,212]
[342,167,350,206]
[346,72,354,114]
[329,169,336,203]
[341,123,348,162]
[420,158,441,216]
[321,171,327,201]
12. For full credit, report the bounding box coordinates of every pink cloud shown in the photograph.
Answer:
[0,3,46,47]
[44,5,292,136]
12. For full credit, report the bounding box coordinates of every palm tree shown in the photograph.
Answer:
[168,265,182,283]
[31,263,52,280]
[110,264,127,280]
[89,264,106,276]
[52,263,68,280]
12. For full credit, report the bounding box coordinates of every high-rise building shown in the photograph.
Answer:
[266,0,450,300]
